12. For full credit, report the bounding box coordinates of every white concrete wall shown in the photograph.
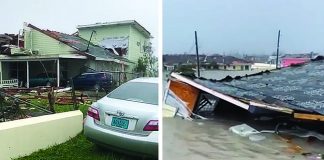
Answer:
[0,110,83,160]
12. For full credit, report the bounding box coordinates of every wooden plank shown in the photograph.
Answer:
[294,113,324,121]
[169,79,199,112]
[250,101,293,114]
[171,73,250,110]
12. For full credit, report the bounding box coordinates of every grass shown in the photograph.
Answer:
[15,98,141,160]
[27,98,89,116]
[15,134,135,160]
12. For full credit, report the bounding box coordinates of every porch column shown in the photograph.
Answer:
[0,61,2,87]
[26,61,29,88]
[57,59,60,87]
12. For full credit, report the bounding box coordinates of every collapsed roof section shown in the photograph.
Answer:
[168,58,324,121]
[26,24,131,64]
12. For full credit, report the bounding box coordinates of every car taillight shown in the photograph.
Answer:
[87,107,100,121]
[143,120,158,131]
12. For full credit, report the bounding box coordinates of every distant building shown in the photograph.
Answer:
[281,53,318,67]
[163,54,252,71]
[267,52,319,68]
[243,55,269,63]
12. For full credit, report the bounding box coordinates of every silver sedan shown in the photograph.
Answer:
[84,77,158,157]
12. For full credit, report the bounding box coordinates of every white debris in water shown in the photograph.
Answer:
[229,124,260,137]
[249,134,266,142]
[197,122,204,126]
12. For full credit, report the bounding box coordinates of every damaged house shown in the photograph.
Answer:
[0,20,152,88]
[165,57,324,122]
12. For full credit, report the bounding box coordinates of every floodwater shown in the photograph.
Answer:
[163,117,324,160]
[198,69,268,80]
[163,70,324,160]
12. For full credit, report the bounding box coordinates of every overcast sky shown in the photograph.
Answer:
[1,0,158,54]
[163,0,324,55]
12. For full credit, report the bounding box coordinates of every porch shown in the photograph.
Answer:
[0,55,88,88]
[0,55,129,88]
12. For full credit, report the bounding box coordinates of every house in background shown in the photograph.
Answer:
[0,20,152,88]
[76,20,153,71]
[267,52,319,68]
[163,54,252,71]
[202,55,252,71]
[281,53,318,67]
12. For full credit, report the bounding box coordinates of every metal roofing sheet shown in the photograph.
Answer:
[193,60,324,115]
[51,32,130,62]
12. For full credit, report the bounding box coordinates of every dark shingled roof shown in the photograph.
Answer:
[27,24,131,63]
[192,58,324,115]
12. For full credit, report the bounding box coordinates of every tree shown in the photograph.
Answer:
[134,51,158,77]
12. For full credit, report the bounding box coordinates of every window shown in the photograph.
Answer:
[108,82,158,105]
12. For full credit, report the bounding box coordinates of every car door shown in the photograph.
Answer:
[73,74,86,88]
[87,74,97,87]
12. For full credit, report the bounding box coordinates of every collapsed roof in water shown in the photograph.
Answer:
[167,57,324,121]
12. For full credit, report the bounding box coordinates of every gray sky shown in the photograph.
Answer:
[1,0,158,54]
[163,0,324,55]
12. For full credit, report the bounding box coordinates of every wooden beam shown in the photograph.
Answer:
[0,61,2,87]
[26,61,29,88]
[57,59,60,87]
[294,113,324,121]
[250,101,293,114]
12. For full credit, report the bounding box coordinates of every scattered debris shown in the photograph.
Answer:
[229,124,260,137]
[302,153,324,160]
[249,134,266,141]
[54,87,71,93]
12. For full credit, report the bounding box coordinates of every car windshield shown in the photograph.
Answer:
[107,81,158,105]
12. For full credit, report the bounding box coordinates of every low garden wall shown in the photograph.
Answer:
[0,110,83,160]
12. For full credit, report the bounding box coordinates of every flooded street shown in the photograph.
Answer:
[163,70,324,160]
[163,117,324,160]
[198,69,269,80]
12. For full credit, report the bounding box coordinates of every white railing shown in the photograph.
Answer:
[0,79,19,88]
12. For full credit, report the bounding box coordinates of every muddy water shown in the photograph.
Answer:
[198,69,268,80]
[163,118,324,160]
[163,70,324,160]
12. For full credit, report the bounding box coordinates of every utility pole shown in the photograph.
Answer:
[276,30,281,69]
[195,31,200,77]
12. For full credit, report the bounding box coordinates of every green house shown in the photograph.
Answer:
[0,21,149,88]
[77,20,153,71]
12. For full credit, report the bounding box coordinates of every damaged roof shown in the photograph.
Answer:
[27,24,131,63]
[77,20,152,38]
[172,58,324,115]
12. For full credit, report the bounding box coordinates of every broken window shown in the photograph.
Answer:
[99,37,129,57]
